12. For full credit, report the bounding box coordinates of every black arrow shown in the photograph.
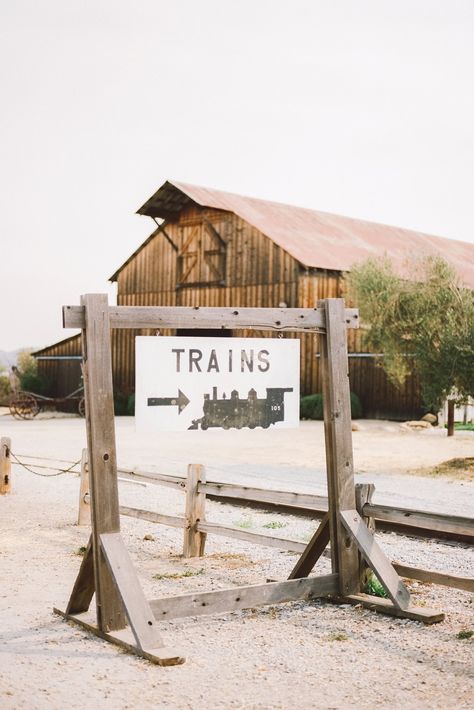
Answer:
[147,389,190,414]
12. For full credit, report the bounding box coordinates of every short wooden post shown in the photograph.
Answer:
[355,483,375,588]
[0,437,12,495]
[183,464,207,558]
[78,448,90,526]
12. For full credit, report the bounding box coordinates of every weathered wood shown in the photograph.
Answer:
[199,481,328,511]
[53,608,185,666]
[197,520,306,552]
[63,304,359,332]
[288,513,330,579]
[150,574,338,620]
[363,503,473,538]
[77,448,90,526]
[100,532,165,650]
[119,470,473,542]
[337,593,444,624]
[183,464,207,558]
[320,299,360,596]
[66,536,95,615]
[120,506,186,529]
[393,564,474,593]
[118,468,187,491]
[76,293,125,632]
[0,437,12,495]
[355,483,376,588]
[340,509,410,610]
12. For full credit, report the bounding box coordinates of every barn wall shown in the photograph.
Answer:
[34,334,82,398]
[112,206,422,418]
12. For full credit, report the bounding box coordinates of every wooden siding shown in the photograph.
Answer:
[34,334,83,398]
[35,205,423,418]
[110,207,422,418]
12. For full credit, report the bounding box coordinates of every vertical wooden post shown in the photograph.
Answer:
[183,464,207,558]
[355,483,375,588]
[320,299,360,596]
[81,294,125,632]
[447,399,455,437]
[0,437,12,495]
[78,448,90,526]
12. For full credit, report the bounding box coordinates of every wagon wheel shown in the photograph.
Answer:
[78,397,86,418]
[9,393,40,420]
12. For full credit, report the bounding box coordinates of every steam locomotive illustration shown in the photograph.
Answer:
[188,386,293,430]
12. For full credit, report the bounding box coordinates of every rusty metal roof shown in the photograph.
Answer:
[132,180,474,287]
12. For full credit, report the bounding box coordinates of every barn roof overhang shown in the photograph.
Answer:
[32,333,82,357]
[110,180,474,289]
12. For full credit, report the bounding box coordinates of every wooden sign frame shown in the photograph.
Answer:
[54,295,443,666]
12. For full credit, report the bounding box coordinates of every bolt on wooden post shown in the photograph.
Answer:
[0,437,12,495]
[78,448,90,526]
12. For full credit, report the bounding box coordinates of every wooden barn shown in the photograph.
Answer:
[36,180,474,418]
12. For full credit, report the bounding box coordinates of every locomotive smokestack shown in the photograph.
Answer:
[213,387,218,400]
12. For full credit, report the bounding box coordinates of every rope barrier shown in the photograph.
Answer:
[9,451,81,477]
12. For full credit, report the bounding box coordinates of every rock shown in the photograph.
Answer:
[404,420,431,429]
[143,534,155,541]
[421,413,437,425]
[351,423,360,432]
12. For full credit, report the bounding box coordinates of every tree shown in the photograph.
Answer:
[347,255,474,435]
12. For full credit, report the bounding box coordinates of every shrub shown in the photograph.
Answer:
[127,394,135,416]
[300,392,363,420]
[0,375,11,405]
[114,391,129,416]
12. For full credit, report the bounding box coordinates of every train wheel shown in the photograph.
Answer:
[200,422,208,430]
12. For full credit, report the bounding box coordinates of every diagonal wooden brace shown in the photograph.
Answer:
[340,509,410,610]
[287,513,330,579]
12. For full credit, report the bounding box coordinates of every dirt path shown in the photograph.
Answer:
[1,416,473,709]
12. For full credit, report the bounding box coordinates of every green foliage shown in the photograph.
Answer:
[263,520,287,529]
[0,375,10,404]
[127,394,135,416]
[364,571,388,598]
[300,392,362,419]
[234,516,254,529]
[16,351,49,394]
[347,255,474,410]
[114,392,135,416]
[114,391,128,415]
[456,629,473,640]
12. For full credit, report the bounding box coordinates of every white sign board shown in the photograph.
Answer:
[135,337,300,432]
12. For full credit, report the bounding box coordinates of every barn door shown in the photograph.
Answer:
[177,221,226,288]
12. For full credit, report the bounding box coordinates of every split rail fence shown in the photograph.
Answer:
[78,453,474,594]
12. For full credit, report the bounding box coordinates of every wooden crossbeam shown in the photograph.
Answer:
[149,574,338,621]
[63,305,359,331]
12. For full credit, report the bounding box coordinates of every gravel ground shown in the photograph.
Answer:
[0,415,473,709]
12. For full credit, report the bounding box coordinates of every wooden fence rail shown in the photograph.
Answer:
[115,466,474,544]
[78,456,473,594]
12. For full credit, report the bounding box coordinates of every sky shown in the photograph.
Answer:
[1,0,473,352]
